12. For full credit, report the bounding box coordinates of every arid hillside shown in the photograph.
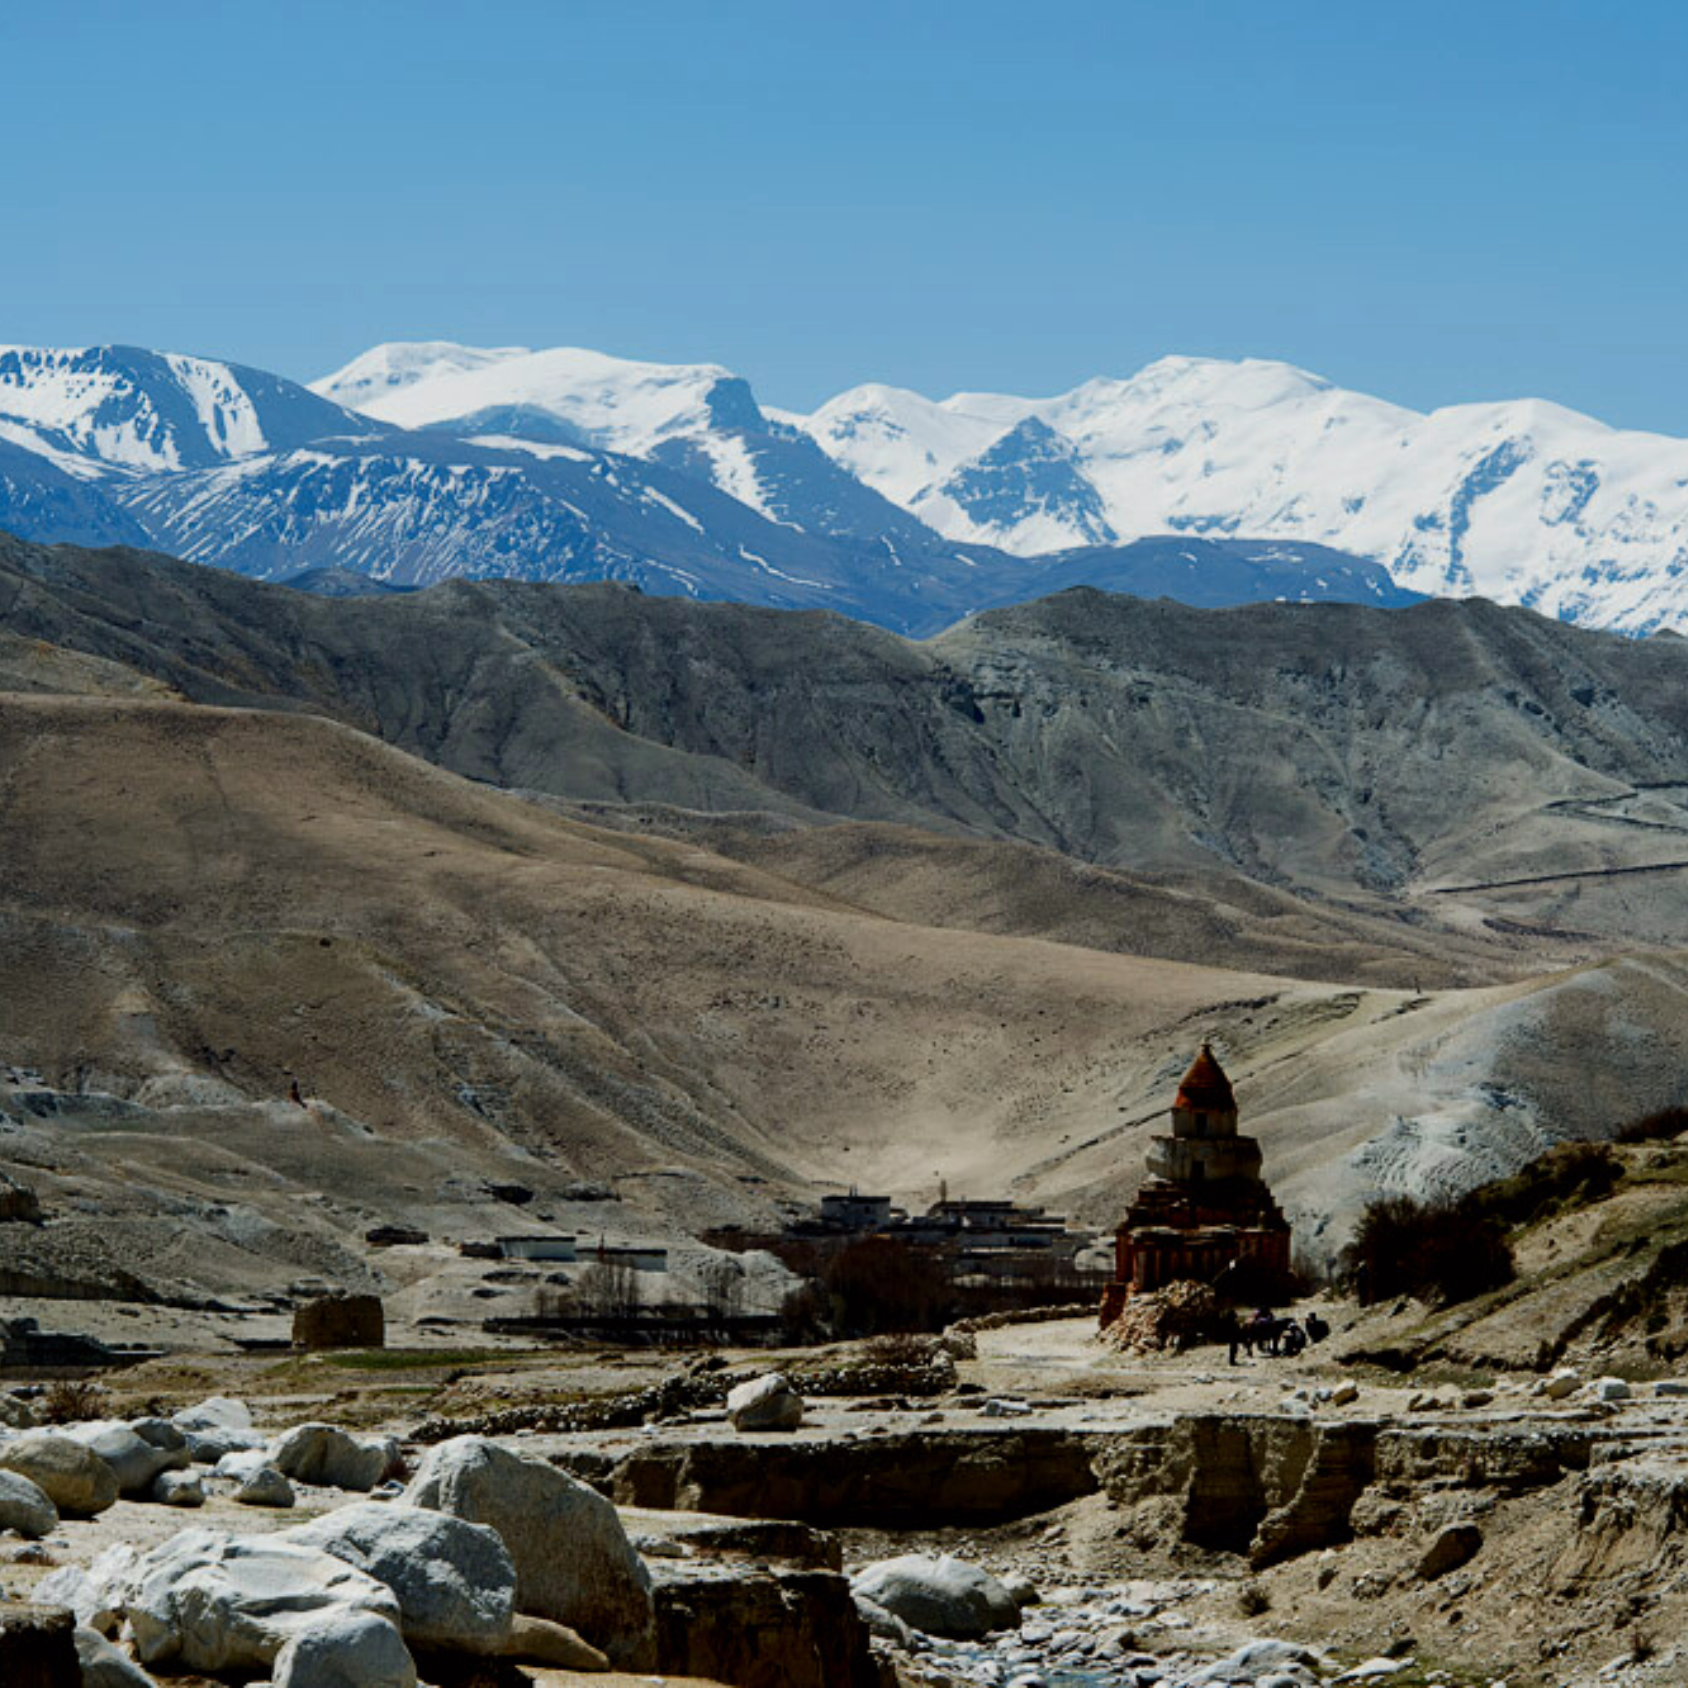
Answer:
[1,685,1686,1307]
[9,532,1688,964]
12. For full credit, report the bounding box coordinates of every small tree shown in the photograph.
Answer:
[699,1256,746,1328]
[574,1258,640,1321]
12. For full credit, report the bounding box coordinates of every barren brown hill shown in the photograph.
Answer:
[2,690,1687,1308]
[9,529,1688,971]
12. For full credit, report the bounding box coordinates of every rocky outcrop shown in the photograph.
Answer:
[406,1435,654,1668]
[1418,1522,1483,1579]
[1373,1423,1593,1492]
[71,1628,158,1688]
[0,1171,42,1224]
[0,1603,77,1687]
[1552,1458,1688,1590]
[649,1560,875,1688]
[1095,1414,1374,1563]
[595,1428,1100,1526]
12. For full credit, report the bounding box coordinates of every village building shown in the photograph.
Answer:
[1101,1042,1292,1322]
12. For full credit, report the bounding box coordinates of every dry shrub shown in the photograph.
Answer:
[1339,1195,1513,1308]
[41,1377,107,1423]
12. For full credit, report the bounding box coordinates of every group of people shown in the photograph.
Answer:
[1224,1306,1329,1364]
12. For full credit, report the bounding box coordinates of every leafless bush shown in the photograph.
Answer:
[41,1378,107,1423]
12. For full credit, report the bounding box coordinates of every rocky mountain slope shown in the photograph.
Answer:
[3,531,1688,1296]
[5,531,1688,935]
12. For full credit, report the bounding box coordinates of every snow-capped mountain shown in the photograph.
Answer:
[310,341,956,557]
[0,335,1618,636]
[311,341,531,413]
[0,344,381,474]
[796,356,1688,633]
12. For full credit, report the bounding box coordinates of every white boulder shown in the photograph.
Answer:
[73,1627,159,1688]
[124,1526,401,1672]
[272,1609,417,1688]
[405,1434,654,1667]
[65,1422,190,1495]
[173,1396,254,1433]
[725,1371,804,1432]
[233,1465,296,1509]
[35,1543,137,1635]
[851,1553,1021,1639]
[270,1423,399,1491]
[1595,1376,1632,1402]
[282,1501,515,1653]
[0,1430,119,1515]
[0,1467,58,1538]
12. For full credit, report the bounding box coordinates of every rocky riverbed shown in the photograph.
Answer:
[1,1317,1687,1686]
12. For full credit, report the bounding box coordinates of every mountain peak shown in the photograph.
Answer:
[311,341,531,411]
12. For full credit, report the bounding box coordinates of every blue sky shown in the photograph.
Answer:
[4,1,1686,427]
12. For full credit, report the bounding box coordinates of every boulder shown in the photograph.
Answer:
[72,1627,158,1688]
[0,1170,43,1224]
[172,1396,253,1433]
[271,1609,416,1688]
[726,1372,804,1432]
[293,1294,384,1350]
[1595,1376,1631,1402]
[1654,1380,1688,1398]
[501,1612,611,1670]
[233,1466,295,1509]
[405,1435,654,1667]
[63,1423,188,1496]
[853,1592,915,1647]
[1418,1522,1483,1579]
[0,1392,38,1429]
[34,1545,137,1635]
[0,1602,78,1687]
[151,1470,205,1508]
[180,1425,264,1465]
[270,1423,398,1492]
[124,1527,401,1672]
[1543,1369,1581,1401]
[998,1572,1039,1608]
[850,1553,1020,1639]
[282,1502,514,1653]
[126,1419,185,1454]
[1195,1639,1323,1682]
[0,1469,58,1539]
[0,1433,119,1516]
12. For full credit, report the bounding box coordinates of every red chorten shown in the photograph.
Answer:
[1100,1042,1292,1323]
